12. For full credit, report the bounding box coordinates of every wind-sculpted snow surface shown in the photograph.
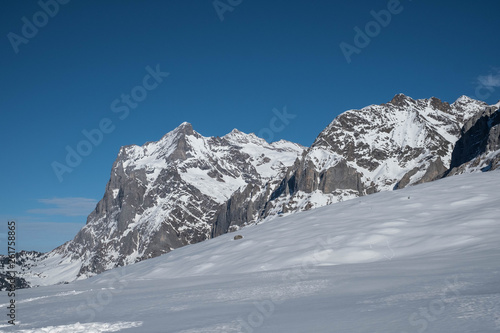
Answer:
[3,171,499,332]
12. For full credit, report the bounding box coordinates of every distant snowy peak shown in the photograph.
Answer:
[387,92,415,107]
[450,95,489,124]
[115,122,304,203]
[222,128,266,145]
[119,121,201,167]
[222,128,305,152]
[120,123,303,172]
[453,94,486,105]
[388,93,485,110]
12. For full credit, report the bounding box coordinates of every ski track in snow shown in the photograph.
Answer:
[0,321,142,333]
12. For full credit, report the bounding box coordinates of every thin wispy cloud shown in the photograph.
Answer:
[477,68,500,88]
[28,197,97,217]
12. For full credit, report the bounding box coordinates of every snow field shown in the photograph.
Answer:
[2,171,499,332]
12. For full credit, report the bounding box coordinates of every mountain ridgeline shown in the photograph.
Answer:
[22,94,500,287]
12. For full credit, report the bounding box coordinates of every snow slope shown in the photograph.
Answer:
[2,171,499,332]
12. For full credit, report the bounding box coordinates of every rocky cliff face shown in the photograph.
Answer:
[21,94,498,287]
[447,102,500,175]
[303,94,483,191]
[212,94,487,231]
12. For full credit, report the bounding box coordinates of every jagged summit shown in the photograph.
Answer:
[222,128,262,144]
[389,93,415,106]
[228,128,242,134]
[166,121,197,138]
[221,128,302,150]
[451,95,488,108]
[454,95,476,104]
[387,94,487,113]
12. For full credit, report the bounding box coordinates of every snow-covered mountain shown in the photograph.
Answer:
[270,95,485,207]
[24,123,304,286]
[17,94,500,288]
[218,94,490,224]
[4,170,500,332]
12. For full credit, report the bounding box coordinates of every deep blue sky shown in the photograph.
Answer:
[1,0,499,252]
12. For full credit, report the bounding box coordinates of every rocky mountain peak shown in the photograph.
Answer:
[177,121,193,129]
[450,96,488,125]
[389,93,415,107]
[163,121,198,142]
[222,128,267,146]
[454,95,476,104]
[228,128,242,134]
[428,97,452,113]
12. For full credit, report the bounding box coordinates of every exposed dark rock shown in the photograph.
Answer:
[0,251,43,290]
[447,104,500,175]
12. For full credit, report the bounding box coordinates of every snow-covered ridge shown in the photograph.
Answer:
[119,122,304,201]
[310,94,486,183]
